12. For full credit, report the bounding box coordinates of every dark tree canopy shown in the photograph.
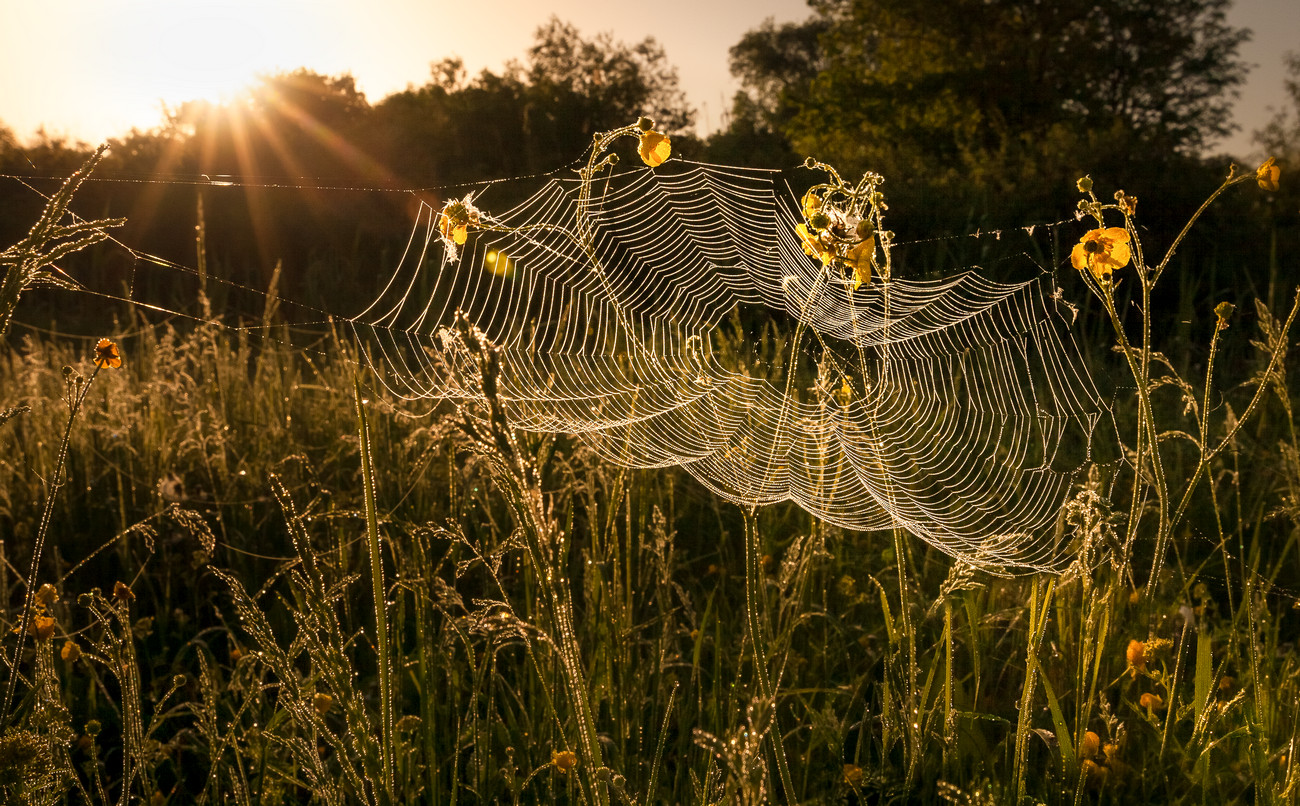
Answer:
[716,0,1249,230]
[1256,52,1300,159]
[0,18,698,320]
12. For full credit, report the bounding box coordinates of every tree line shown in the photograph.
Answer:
[1,4,1296,325]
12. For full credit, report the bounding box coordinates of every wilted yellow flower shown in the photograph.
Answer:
[1214,301,1235,329]
[796,224,833,265]
[1071,228,1131,281]
[313,692,334,716]
[1139,692,1165,711]
[843,763,864,787]
[801,189,823,220]
[1115,191,1138,216]
[438,197,480,248]
[94,338,122,369]
[1257,157,1280,191]
[551,749,578,774]
[113,581,135,604]
[36,583,58,609]
[61,640,82,663]
[845,238,874,290]
[33,615,56,641]
[638,130,671,168]
[835,378,853,407]
[1126,639,1147,678]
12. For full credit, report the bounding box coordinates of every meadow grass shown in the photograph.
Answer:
[0,157,1299,805]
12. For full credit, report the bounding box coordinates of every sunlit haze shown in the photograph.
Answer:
[0,0,1295,158]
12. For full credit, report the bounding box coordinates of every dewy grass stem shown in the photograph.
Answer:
[0,362,102,728]
[743,509,796,804]
[355,377,395,802]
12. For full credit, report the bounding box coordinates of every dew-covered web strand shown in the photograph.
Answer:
[4,155,1108,574]
[343,153,1112,574]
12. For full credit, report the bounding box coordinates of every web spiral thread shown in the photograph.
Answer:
[351,157,1109,573]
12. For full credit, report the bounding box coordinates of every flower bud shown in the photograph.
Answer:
[1077,176,1093,193]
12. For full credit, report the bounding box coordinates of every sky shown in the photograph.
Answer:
[0,0,1295,159]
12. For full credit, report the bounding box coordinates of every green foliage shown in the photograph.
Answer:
[714,0,1250,238]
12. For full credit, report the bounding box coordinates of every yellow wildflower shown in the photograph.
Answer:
[1214,301,1235,330]
[36,583,58,609]
[1115,191,1137,216]
[638,130,671,168]
[796,223,832,265]
[438,196,480,248]
[835,378,853,407]
[33,615,56,641]
[1139,692,1165,711]
[551,749,578,774]
[1080,730,1101,760]
[313,693,334,716]
[801,189,823,220]
[1257,157,1280,191]
[845,237,874,290]
[1070,227,1131,282]
[61,640,82,663]
[1126,639,1147,678]
[843,763,864,787]
[94,338,122,369]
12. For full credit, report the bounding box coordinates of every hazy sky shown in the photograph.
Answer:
[1,0,1294,158]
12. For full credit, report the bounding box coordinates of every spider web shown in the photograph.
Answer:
[349,158,1109,573]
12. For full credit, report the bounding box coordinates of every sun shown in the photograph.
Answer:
[82,0,330,136]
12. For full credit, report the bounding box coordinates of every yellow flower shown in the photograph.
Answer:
[1139,692,1165,711]
[313,692,334,716]
[1115,191,1137,217]
[1126,639,1147,678]
[61,640,82,663]
[796,223,832,265]
[551,749,578,774]
[33,615,56,641]
[801,189,823,220]
[1070,227,1131,281]
[1257,157,1280,191]
[1214,301,1235,330]
[835,378,853,407]
[1080,730,1101,760]
[36,583,58,609]
[638,130,671,167]
[845,237,874,290]
[438,197,480,248]
[843,763,864,787]
[94,338,122,369]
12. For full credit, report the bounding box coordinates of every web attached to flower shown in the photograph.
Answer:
[349,154,1109,574]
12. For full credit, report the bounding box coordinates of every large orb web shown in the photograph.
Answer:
[350,159,1110,573]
